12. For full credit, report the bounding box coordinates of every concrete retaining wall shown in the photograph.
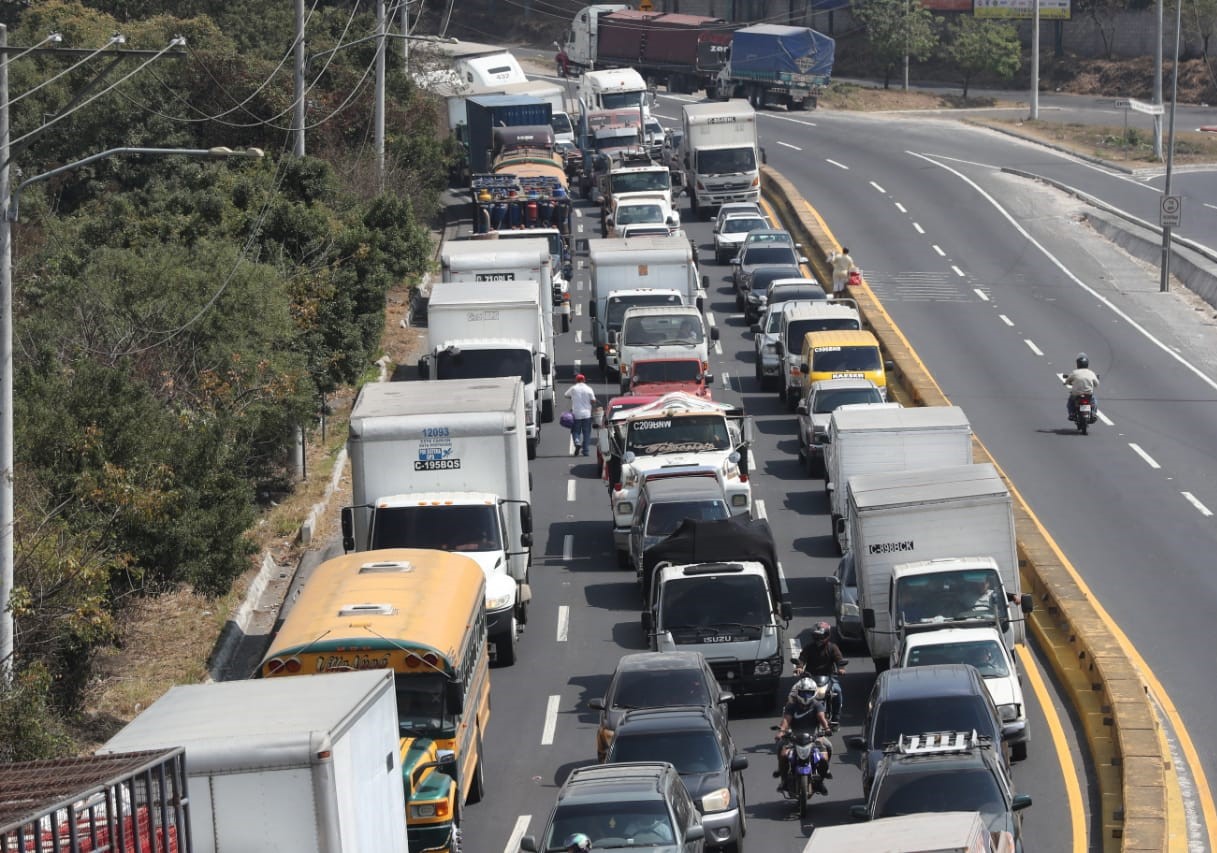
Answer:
[762,164,1170,852]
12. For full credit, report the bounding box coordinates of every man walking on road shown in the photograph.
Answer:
[830,247,857,296]
[565,374,597,457]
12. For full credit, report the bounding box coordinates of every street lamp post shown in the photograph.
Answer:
[0,144,263,680]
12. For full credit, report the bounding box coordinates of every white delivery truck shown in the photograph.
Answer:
[441,238,564,413]
[616,304,718,393]
[825,405,973,553]
[587,235,708,375]
[98,670,409,853]
[419,280,548,458]
[846,463,1031,669]
[802,811,1015,853]
[679,99,761,219]
[341,378,532,664]
[578,67,649,115]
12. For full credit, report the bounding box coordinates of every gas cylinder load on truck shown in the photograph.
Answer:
[472,125,572,239]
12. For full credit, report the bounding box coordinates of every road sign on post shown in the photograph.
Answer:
[1129,99,1164,116]
[1160,195,1182,227]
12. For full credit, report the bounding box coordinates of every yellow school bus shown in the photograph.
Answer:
[260,548,490,853]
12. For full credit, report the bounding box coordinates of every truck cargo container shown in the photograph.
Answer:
[465,94,552,176]
[714,25,835,110]
[679,99,761,218]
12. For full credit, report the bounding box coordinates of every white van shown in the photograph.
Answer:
[616,305,718,393]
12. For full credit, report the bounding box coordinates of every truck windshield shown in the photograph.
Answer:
[436,348,533,383]
[894,569,1004,625]
[633,360,702,384]
[696,147,757,175]
[627,414,731,454]
[624,315,704,346]
[661,575,770,637]
[370,505,503,553]
[395,674,454,733]
[788,318,860,351]
[595,134,638,152]
[905,638,1010,678]
[600,90,645,110]
[616,204,664,225]
[811,387,882,414]
[612,171,670,194]
[550,113,573,135]
[811,346,881,372]
[607,294,683,329]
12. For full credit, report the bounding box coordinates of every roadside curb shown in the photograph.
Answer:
[762,164,1173,852]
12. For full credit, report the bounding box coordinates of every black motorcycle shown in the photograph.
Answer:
[773,727,832,818]
[1071,391,1097,435]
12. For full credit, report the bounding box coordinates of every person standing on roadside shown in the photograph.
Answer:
[565,373,597,457]
[830,247,857,296]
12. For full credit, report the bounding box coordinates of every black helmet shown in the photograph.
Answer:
[811,621,831,643]
[1076,353,1089,369]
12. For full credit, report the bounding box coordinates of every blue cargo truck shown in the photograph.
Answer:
[713,24,835,111]
[464,94,553,177]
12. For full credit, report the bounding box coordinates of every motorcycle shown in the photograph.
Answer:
[1072,391,1096,435]
[772,726,832,818]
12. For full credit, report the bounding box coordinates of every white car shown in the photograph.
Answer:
[714,212,769,264]
[606,196,680,238]
[892,626,1030,761]
[713,202,766,237]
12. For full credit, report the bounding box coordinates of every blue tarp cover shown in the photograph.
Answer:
[730,24,835,80]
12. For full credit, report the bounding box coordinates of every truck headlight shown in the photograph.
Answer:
[486,589,515,611]
[408,801,450,819]
[841,602,860,618]
[754,654,781,676]
[763,343,777,354]
[701,788,731,813]
[998,703,1021,722]
[616,501,633,516]
[731,494,748,507]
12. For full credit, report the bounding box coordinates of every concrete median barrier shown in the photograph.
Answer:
[761,164,1171,852]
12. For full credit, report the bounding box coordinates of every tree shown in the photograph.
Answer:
[853,0,942,89]
[945,17,1022,98]
[1168,0,1217,60]
[1074,0,1132,58]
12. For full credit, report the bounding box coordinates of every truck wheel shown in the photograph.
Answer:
[830,514,842,554]
[786,391,799,413]
[466,733,486,804]
[542,398,554,423]
[806,451,820,478]
[616,549,630,570]
[561,314,570,333]
[873,656,890,674]
[496,620,517,666]
[1012,741,1028,761]
[527,438,537,460]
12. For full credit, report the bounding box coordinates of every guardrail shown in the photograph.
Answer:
[761,164,1170,852]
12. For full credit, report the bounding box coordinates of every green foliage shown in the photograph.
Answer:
[945,17,1022,98]
[0,666,79,762]
[1074,0,1132,58]
[852,0,942,89]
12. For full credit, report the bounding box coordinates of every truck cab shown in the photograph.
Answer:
[605,193,680,238]
[578,67,650,115]
[680,99,761,219]
[616,304,716,393]
[593,288,685,375]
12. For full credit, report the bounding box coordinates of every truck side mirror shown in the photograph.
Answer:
[1020,593,1034,614]
[884,360,896,372]
[742,416,755,447]
[608,330,617,345]
[541,355,551,377]
[588,300,597,318]
[780,601,793,622]
[521,837,539,853]
[641,611,654,632]
[340,507,355,553]
[701,274,709,289]
[862,609,876,629]
[800,362,809,374]
[520,504,533,535]
[759,146,768,165]
[696,295,705,313]
[417,357,430,380]
[750,323,761,334]
[775,341,785,357]
[710,327,720,341]
[445,680,465,715]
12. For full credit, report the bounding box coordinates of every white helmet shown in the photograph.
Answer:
[792,677,818,708]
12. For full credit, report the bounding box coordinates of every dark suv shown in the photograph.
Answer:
[850,731,1032,847]
[848,663,1006,796]
[589,651,734,762]
[605,707,748,851]
[521,762,706,852]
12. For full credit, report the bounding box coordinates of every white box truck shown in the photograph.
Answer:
[441,238,565,413]
[825,405,973,553]
[587,235,708,375]
[679,99,761,219]
[419,280,548,458]
[97,670,409,853]
[802,811,1015,852]
[577,67,649,115]
[340,378,532,665]
[846,463,1031,669]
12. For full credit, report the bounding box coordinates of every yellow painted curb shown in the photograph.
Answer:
[760,164,1181,853]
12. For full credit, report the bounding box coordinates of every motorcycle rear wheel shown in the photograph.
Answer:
[1078,415,1088,435]
[796,774,809,818]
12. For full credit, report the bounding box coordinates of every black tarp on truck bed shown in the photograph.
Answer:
[642,515,783,605]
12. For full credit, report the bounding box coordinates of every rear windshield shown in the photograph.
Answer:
[609,729,724,773]
[787,318,859,351]
[873,695,994,747]
[811,345,881,372]
[742,246,798,266]
[812,387,883,414]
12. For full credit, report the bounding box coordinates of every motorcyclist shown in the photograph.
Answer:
[795,621,847,726]
[773,677,831,794]
[562,833,592,852]
[1064,353,1100,421]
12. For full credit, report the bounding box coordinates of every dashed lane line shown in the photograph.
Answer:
[556,606,570,642]
[754,498,767,519]
[575,330,583,344]
[951,265,966,277]
[895,202,907,213]
[826,158,849,170]
[1182,492,1214,517]
[504,816,531,853]
[913,222,925,235]
[541,695,560,745]
[1000,314,1015,327]
[870,180,886,193]
[1024,339,1044,356]
[777,140,803,151]
[1129,443,1161,469]
[1097,410,1114,426]
[562,534,573,561]
[721,371,731,389]
[933,244,946,257]
[567,480,576,501]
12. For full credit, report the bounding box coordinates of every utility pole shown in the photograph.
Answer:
[294,0,306,157]
[1029,0,1040,119]
[1153,0,1164,159]
[1159,0,1183,292]
[0,23,13,683]
[902,0,910,91]
[401,0,410,63]
[375,0,386,193]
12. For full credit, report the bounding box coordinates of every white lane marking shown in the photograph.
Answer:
[575,303,583,317]
[575,330,583,343]
[999,314,1015,326]
[556,606,570,642]
[575,209,583,218]
[563,534,573,560]
[895,202,907,213]
[1024,339,1044,356]
[952,265,966,277]
[913,222,925,234]
[826,158,849,170]
[721,371,731,388]
[577,223,584,233]
[909,151,1217,394]
[541,695,560,745]
[1129,443,1161,469]
[762,113,817,127]
[870,180,886,193]
[504,816,531,853]
[777,140,803,151]
[1204,202,1217,212]
[573,358,582,371]
[754,498,767,519]
[748,450,757,474]
[705,312,717,328]
[1097,410,1114,426]
[577,259,585,269]
[714,340,723,355]
[567,479,577,501]
[974,288,989,302]
[1182,492,1214,517]
[933,244,946,257]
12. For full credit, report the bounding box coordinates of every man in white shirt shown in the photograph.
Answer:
[1065,353,1099,421]
[565,374,598,457]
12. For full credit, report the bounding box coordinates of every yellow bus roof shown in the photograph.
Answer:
[263,549,485,664]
